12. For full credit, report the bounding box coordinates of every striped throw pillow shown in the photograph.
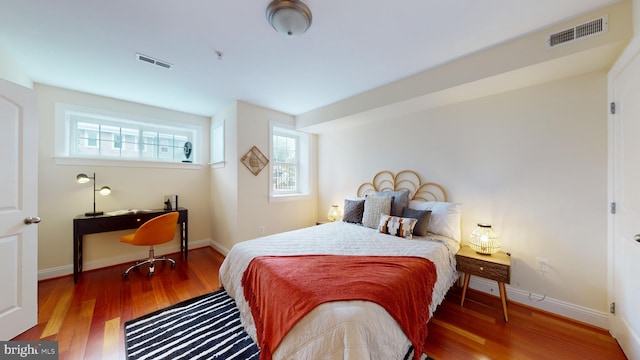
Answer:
[378,214,418,239]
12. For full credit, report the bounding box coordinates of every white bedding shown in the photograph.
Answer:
[219,221,460,360]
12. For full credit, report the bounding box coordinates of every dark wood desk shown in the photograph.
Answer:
[73,208,188,283]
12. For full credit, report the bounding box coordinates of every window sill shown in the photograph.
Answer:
[53,156,203,170]
[269,193,312,202]
[210,161,226,169]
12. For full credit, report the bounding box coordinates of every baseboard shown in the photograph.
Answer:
[468,277,609,329]
[38,264,73,280]
[614,317,640,359]
[210,240,230,256]
[38,238,214,281]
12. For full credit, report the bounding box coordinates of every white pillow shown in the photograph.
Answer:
[408,200,462,242]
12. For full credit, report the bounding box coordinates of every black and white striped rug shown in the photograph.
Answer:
[125,289,434,360]
[124,289,260,360]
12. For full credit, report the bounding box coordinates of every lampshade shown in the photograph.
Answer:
[327,205,341,222]
[76,173,90,184]
[266,0,312,37]
[468,224,500,255]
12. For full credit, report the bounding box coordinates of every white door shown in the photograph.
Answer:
[609,36,640,359]
[0,79,38,340]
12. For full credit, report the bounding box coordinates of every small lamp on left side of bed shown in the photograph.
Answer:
[327,205,342,222]
[468,223,500,255]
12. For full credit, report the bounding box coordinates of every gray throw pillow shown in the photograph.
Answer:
[342,199,365,224]
[401,208,432,236]
[374,190,410,216]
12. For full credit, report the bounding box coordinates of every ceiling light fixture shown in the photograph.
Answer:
[266,0,312,37]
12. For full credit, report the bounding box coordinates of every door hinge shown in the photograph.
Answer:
[610,302,616,314]
[611,202,616,214]
[610,102,616,114]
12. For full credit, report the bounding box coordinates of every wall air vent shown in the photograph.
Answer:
[546,15,608,49]
[136,53,173,69]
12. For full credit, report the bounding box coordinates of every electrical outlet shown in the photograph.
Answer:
[536,257,550,273]
[259,226,265,235]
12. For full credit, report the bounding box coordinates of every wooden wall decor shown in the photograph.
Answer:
[356,170,447,202]
[241,146,269,176]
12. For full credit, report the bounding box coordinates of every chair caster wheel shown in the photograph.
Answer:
[122,273,129,278]
[147,272,154,278]
[171,262,176,268]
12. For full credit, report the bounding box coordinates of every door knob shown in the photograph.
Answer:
[634,234,640,243]
[24,216,41,224]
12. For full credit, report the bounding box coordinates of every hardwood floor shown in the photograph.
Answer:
[13,247,224,359]
[424,288,627,360]
[13,247,626,360]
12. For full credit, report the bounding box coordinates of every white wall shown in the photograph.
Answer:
[36,84,213,278]
[210,103,239,253]
[317,71,609,325]
[237,101,318,240]
[210,101,318,252]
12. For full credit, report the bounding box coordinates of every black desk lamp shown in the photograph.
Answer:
[77,172,111,216]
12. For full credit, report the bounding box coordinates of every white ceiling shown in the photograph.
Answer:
[0,0,620,117]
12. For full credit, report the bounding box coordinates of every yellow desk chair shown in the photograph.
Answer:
[120,211,179,278]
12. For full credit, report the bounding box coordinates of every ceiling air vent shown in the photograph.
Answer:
[136,53,173,69]
[546,15,608,48]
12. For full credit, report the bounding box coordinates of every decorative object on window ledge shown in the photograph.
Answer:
[241,146,269,176]
[468,223,500,255]
[266,0,312,37]
[182,141,193,163]
[77,172,111,216]
[327,205,342,222]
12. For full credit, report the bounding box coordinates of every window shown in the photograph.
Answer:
[270,123,310,199]
[56,103,200,165]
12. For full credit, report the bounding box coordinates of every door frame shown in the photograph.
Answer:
[608,34,640,358]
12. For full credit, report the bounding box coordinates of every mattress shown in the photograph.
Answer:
[219,221,460,359]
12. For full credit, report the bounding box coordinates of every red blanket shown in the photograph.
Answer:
[241,255,437,360]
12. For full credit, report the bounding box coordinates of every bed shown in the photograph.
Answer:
[219,170,461,360]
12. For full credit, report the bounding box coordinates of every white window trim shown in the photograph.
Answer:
[210,118,225,168]
[269,121,310,202]
[54,103,204,167]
